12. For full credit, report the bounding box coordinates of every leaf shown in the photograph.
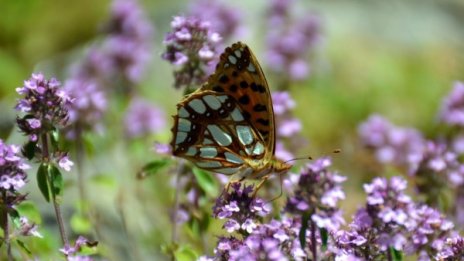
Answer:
[9,209,21,228]
[50,128,60,149]
[16,239,32,255]
[17,201,42,224]
[320,227,328,250]
[49,164,64,198]
[174,245,198,261]
[70,213,92,234]
[136,159,170,179]
[192,168,218,197]
[299,212,310,249]
[22,140,37,160]
[390,247,403,261]
[37,163,50,202]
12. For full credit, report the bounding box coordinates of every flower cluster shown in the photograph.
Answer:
[60,236,95,260]
[212,183,270,234]
[103,0,153,84]
[265,0,321,81]
[440,81,464,126]
[162,16,221,89]
[202,217,305,261]
[124,97,166,138]
[188,0,242,42]
[285,157,346,232]
[0,139,29,193]
[272,91,303,161]
[358,114,425,172]
[16,73,73,142]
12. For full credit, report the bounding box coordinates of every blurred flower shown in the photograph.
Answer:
[16,73,73,142]
[436,235,464,260]
[404,204,456,257]
[64,76,107,136]
[286,157,346,232]
[162,16,221,89]
[104,0,153,84]
[124,98,166,138]
[272,91,303,161]
[358,114,425,172]
[265,0,321,81]
[439,81,464,126]
[0,139,29,192]
[212,183,270,234]
[188,0,242,41]
[60,236,94,259]
[17,217,42,238]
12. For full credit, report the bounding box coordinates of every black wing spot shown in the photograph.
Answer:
[238,95,250,105]
[257,84,266,93]
[232,71,239,77]
[256,118,270,126]
[213,86,225,92]
[229,84,238,92]
[251,82,258,92]
[219,75,229,84]
[253,104,267,112]
[260,130,269,136]
[240,81,248,88]
[243,111,251,120]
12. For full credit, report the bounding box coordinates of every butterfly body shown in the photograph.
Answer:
[171,42,291,180]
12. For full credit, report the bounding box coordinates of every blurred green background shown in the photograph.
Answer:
[1,0,464,260]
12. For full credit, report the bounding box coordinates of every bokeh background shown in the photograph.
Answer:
[1,0,464,260]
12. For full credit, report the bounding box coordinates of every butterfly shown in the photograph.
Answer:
[170,42,291,181]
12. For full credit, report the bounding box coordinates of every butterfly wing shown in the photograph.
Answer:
[171,90,267,175]
[201,42,276,158]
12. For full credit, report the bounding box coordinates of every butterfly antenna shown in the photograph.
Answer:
[283,156,313,164]
[266,172,285,203]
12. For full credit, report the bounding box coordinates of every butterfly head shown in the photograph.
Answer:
[271,157,292,174]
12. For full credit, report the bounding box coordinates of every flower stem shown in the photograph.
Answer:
[2,191,12,261]
[75,125,87,207]
[310,219,318,261]
[171,160,185,243]
[41,133,68,246]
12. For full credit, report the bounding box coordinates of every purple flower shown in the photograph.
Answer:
[16,73,73,141]
[358,114,425,171]
[265,0,321,81]
[64,77,107,136]
[124,98,167,138]
[58,154,74,172]
[212,183,271,234]
[439,81,464,126]
[103,0,153,83]
[188,0,242,41]
[60,236,95,259]
[18,217,42,238]
[0,139,29,191]
[436,235,464,259]
[162,16,221,89]
[285,157,346,231]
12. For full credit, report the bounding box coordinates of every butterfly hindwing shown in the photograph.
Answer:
[171,90,267,175]
[202,42,276,157]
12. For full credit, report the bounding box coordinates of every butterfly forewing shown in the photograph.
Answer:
[202,42,276,156]
[171,42,282,178]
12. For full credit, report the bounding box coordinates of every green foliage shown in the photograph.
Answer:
[192,167,219,197]
[36,163,50,202]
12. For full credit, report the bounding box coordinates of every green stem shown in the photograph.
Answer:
[41,133,68,247]
[2,191,12,261]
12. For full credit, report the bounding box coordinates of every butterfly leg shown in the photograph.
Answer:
[251,175,270,198]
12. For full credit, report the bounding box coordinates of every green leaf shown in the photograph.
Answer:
[390,247,403,261]
[49,164,64,198]
[16,239,32,255]
[174,245,198,261]
[299,212,310,249]
[320,227,328,250]
[70,213,92,234]
[137,159,170,179]
[37,163,50,202]
[9,209,21,228]
[17,201,42,224]
[50,129,59,149]
[22,141,37,160]
[192,168,218,197]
